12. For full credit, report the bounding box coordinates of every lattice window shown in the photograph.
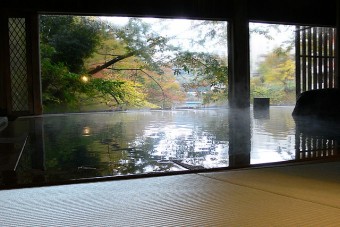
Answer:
[8,17,29,112]
[295,26,337,96]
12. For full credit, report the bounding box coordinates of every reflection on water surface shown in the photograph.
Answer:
[1,106,340,188]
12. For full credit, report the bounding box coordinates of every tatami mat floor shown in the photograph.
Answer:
[1,161,340,226]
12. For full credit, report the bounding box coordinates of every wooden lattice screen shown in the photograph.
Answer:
[4,14,41,116]
[295,26,337,97]
[295,26,339,160]
[8,17,30,113]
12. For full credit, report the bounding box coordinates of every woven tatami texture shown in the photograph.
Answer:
[1,162,340,226]
[200,161,340,209]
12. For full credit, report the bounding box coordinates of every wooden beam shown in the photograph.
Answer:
[0,13,7,115]
[336,1,340,88]
[295,26,301,97]
[228,0,250,108]
[28,13,42,115]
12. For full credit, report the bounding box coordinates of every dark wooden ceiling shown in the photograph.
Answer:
[1,0,337,26]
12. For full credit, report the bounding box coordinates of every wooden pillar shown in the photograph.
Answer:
[336,1,340,88]
[228,0,251,166]
[30,117,46,184]
[228,0,250,108]
[228,108,251,167]
[0,18,4,115]
[295,26,301,97]
[28,13,43,115]
[0,12,9,116]
[30,117,45,171]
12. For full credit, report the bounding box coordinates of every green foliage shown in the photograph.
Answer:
[88,79,125,100]
[257,46,295,89]
[40,15,105,112]
[251,82,295,105]
[252,46,296,105]
[41,57,83,107]
[189,20,228,49]
[173,51,228,91]
[111,18,177,73]
[41,16,187,112]
[202,89,228,106]
[172,50,228,106]
[42,16,296,111]
[40,15,103,73]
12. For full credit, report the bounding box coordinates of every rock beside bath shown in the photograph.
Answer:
[292,88,340,118]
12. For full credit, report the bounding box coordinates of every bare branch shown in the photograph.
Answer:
[88,51,135,75]
[108,68,167,103]
[96,53,122,57]
[140,69,166,102]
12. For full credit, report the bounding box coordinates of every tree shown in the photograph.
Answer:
[258,46,295,92]
[171,52,227,106]
[251,46,295,105]
[88,18,176,75]
[40,15,105,111]
[40,15,103,73]
[85,18,229,108]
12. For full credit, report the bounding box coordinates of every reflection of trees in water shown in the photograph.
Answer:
[252,107,296,160]
[15,108,340,187]
[253,107,295,138]
[21,108,308,181]
[23,110,230,180]
[44,119,100,167]
[131,125,229,169]
[18,108,319,184]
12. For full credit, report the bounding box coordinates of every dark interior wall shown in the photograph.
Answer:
[1,0,337,26]
[1,0,232,20]
[248,0,337,26]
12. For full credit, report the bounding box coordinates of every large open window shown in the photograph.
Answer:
[40,15,229,113]
[250,22,296,106]
[249,22,337,106]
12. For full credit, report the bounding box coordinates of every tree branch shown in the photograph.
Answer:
[140,69,166,102]
[108,68,167,103]
[88,51,135,75]
[96,52,122,57]
[88,38,165,75]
